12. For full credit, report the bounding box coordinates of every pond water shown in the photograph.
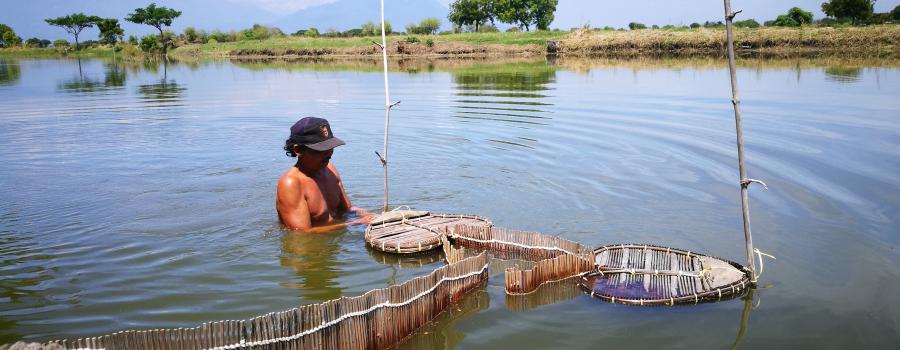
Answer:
[1,55,898,349]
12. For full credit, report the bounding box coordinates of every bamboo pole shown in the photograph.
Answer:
[723,0,757,281]
[376,0,399,213]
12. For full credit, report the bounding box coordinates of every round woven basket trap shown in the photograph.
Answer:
[365,212,491,254]
[578,243,751,306]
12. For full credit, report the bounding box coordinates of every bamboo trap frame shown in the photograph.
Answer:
[579,244,750,306]
[448,225,594,295]
[18,253,488,350]
[365,213,491,254]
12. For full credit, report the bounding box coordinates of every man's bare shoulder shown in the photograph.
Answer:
[326,163,342,179]
[277,168,309,193]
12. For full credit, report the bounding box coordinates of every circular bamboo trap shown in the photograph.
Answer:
[365,211,491,254]
[579,244,751,306]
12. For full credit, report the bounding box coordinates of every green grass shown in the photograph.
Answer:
[173,31,569,57]
[0,47,118,58]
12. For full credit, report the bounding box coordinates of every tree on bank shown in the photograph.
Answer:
[97,18,125,45]
[821,0,875,24]
[448,0,494,32]
[495,0,558,31]
[44,13,102,48]
[126,3,181,54]
[772,7,814,26]
[1,24,23,48]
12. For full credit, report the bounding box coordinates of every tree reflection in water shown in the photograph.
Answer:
[0,60,21,86]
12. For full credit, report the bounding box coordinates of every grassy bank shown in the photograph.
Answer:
[561,25,899,54]
[170,31,566,58]
[0,47,117,58]
[4,25,897,60]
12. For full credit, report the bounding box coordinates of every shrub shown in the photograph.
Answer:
[53,39,70,47]
[418,17,441,34]
[305,28,320,37]
[771,7,814,27]
[139,34,158,52]
[207,38,218,44]
[628,22,647,30]
[735,19,761,28]
[506,27,520,32]
[479,24,499,32]
[425,38,434,47]
[690,22,701,29]
[406,36,418,43]
[25,37,47,48]
[127,35,138,45]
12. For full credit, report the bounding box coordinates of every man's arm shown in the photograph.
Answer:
[276,176,312,230]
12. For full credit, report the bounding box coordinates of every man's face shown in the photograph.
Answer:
[297,146,333,172]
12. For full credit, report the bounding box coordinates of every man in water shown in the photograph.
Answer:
[276,117,372,232]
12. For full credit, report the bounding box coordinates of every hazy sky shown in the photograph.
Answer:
[5,0,899,40]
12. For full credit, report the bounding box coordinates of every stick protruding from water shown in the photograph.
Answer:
[723,0,757,281]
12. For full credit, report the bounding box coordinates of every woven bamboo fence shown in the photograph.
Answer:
[448,225,594,295]
[13,253,488,350]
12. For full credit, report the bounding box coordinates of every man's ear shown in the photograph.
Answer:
[293,144,303,156]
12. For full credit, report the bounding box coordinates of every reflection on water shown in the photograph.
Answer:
[451,63,555,149]
[279,231,345,301]
[0,60,20,86]
[0,55,899,348]
[825,66,863,83]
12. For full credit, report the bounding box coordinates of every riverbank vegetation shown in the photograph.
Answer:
[1,0,898,59]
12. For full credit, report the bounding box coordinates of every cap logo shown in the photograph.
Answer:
[320,125,330,138]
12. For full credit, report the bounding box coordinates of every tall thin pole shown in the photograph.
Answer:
[723,0,757,281]
[379,0,391,212]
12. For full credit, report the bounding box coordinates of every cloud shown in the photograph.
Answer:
[228,0,338,13]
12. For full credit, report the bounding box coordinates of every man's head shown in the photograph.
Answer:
[284,117,345,172]
[284,117,345,156]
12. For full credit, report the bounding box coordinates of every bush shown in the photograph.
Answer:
[479,24,499,32]
[25,37,47,48]
[735,19,761,28]
[183,27,208,44]
[139,35,159,52]
[771,7,814,27]
[209,30,239,42]
[53,39,70,47]
[305,28,320,37]
[505,27,520,32]
[207,38,218,44]
[425,38,434,47]
[628,22,647,30]
[690,22,701,29]
[127,35,138,45]
[406,36,418,43]
[241,24,284,40]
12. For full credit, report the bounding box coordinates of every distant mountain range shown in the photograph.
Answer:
[4,0,450,41]
[274,0,450,34]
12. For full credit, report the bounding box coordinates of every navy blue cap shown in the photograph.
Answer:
[289,117,345,151]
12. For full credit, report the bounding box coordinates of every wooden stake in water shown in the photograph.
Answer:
[723,0,757,281]
[376,0,400,212]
